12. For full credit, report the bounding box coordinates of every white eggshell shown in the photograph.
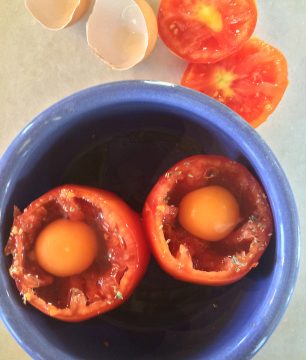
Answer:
[86,0,157,70]
[25,0,91,30]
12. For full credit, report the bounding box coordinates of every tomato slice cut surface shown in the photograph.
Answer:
[143,155,273,286]
[181,38,288,127]
[158,0,257,63]
[5,185,150,322]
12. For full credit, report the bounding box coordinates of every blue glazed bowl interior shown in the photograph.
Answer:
[0,81,299,360]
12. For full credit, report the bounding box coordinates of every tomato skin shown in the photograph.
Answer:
[5,185,150,322]
[143,155,273,286]
[181,38,288,127]
[158,0,257,64]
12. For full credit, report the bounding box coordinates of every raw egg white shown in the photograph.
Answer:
[178,185,240,241]
[86,0,158,70]
[35,219,98,277]
[25,0,91,30]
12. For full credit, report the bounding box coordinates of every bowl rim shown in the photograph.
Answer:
[0,80,300,360]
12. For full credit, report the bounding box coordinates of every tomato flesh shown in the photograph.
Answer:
[181,38,289,127]
[143,155,273,286]
[5,185,150,322]
[158,0,257,63]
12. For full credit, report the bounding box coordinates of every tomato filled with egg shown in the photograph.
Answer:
[5,185,150,322]
[143,155,273,285]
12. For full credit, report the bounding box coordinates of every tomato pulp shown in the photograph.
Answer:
[181,38,288,127]
[158,0,257,63]
[5,185,150,322]
[143,155,273,286]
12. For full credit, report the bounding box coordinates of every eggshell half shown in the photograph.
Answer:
[86,0,158,70]
[25,0,91,30]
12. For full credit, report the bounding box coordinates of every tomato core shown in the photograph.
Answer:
[213,67,237,98]
[35,219,98,277]
[178,185,240,241]
[196,4,223,32]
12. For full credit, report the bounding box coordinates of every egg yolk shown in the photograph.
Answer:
[178,185,240,241]
[35,219,98,277]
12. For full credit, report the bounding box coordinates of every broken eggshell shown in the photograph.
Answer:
[86,0,158,70]
[25,0,91,31]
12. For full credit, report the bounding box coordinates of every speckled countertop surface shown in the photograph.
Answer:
[1,1,305,359]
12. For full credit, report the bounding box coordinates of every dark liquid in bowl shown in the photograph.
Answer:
[62,129,205,212]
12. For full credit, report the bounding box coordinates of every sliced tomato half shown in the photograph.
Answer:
[158,0,257,63]
[143,155,273,286]
[5,185,150,322]
[181,38,289,127]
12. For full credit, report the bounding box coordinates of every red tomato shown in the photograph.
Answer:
[5,185,150,322]
[143,155,273,286]
[181,38,288,127]
[158,0,257,63]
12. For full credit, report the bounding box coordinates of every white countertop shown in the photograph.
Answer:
[1,1,305,359]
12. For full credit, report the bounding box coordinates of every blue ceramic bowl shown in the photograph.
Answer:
[0,81,300,360]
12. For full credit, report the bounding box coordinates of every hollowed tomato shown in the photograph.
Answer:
[158,0,257,63]
[143,155,273,286]
[181,38,288,127]
[5,185,150,322]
